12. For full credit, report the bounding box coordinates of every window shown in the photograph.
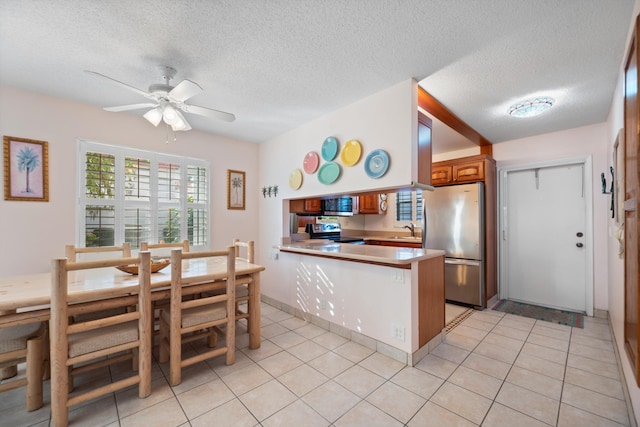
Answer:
[395,190,422,224]
[78,141,209,249]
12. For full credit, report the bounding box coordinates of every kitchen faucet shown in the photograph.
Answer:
[404,223,416,237]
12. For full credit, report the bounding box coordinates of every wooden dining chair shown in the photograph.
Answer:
[158,247,236,386]
[0,322,46,411]
[65,242,131,262]
[50,252,153,427]
[64,243,134,324]
[140,239,189,254]
[232,239,254,331]
[140,240,190,337]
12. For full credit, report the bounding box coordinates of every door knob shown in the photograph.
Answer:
[576,232,584,237]
[576,242,584,248]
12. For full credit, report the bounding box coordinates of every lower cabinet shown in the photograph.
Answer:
[366,240,421,249]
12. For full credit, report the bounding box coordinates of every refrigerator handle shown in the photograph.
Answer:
[421,202,427,248]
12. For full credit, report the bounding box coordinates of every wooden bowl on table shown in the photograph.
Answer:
[116,257,170,275]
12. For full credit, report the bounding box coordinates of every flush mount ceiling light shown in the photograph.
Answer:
[508,97,555,118]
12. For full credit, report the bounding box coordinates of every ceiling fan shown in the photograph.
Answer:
[85,65,235,131]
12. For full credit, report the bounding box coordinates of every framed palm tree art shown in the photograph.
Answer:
[227,169,245,210]
[4,136,49,202]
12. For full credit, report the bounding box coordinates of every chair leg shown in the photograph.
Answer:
[207,329,218,348]
[42,323,51,381]
[158,313,169,364]
[25,336,44,411]
[131,348,139,372]
[169,328,181,386]
[51,351,69,427]
[226,318,235,366]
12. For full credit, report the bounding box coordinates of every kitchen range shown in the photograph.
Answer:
[304,223,365,244]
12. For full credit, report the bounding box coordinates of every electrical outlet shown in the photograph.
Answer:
[392,324,405,341]
[391,269,403,283]
[320,299,327,310]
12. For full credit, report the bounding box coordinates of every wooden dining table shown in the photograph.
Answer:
[0,256,265,378]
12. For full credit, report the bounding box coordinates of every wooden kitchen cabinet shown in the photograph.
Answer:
[431,155,487,186]
[453,160,484,183]
[431,165,452,186]
[357,194,386,214]
[290,198,321,214]
[304,198,321,213]
[365,240,421,248]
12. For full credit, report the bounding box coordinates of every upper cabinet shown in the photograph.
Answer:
[357,194,387,215]
[431,155,491,186]
[290,198,321,214]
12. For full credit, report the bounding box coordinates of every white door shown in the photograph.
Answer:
[502,162,588,313]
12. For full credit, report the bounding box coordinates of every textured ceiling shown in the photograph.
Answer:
[0,1,635,153]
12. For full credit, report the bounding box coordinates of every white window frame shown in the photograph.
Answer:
[394,190,423,227]
[76,140,210,249]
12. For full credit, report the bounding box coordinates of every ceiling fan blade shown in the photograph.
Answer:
[104,103,158,112]
[169,79,202,102]
[85,70,152,99]
[181,104,236,122]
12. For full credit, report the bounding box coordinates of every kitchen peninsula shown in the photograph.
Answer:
[277,240,445,365]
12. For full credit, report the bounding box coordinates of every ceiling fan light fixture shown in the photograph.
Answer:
[171,110,192,131]
[508,97,555,118]
[162,104,179,125]
[143,107,163,126]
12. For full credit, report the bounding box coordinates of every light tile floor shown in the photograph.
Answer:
[1,302,634,426]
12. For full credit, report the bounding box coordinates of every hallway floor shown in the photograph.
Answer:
[2,302,634,426]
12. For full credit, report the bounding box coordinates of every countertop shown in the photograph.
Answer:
[278,240,444,265]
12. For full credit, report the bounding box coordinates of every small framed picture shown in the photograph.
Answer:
[227,169,245,210]
[4,136,49,202]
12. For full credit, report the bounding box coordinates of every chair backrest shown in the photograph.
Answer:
[232,239,254,263]
[49,251,152,425]
[169,247,236,304]
[65,242,131,262]
[140,240,189,256]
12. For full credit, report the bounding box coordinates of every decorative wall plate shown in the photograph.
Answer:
[303,151,320,174]
[321,136,339,161]
[340,139,362,166]
[364,149,390,179]
[289,168,303,189]
[318,162,341,184]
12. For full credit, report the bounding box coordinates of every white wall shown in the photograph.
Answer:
[0,85,259,276]
[258,79,418,304]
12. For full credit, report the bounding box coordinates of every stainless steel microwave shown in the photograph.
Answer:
[321,197,355,216]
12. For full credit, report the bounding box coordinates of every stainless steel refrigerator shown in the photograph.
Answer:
[422,182,485,307]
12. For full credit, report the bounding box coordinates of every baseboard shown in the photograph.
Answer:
[260,295,437,365]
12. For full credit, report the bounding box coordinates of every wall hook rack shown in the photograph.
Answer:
[262,185,279,198]
[601,166,614,194]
